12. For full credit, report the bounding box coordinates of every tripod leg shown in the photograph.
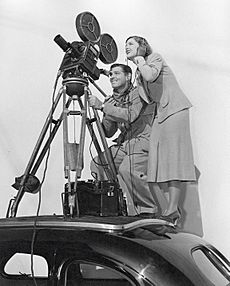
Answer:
[87,78,118,182]
[31,96,72,175]
[70,86,90,216]
[63,86,70,179]
[9,87,64,217]
[74,86,88,180]
[86,118,114,181]
[93,109,118,182]
[77,91,117,182]
[62,86,78,217]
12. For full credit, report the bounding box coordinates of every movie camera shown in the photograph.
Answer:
[54,12,117,82]
[7,12,127,218]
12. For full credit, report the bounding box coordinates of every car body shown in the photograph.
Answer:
[0,215,229,286]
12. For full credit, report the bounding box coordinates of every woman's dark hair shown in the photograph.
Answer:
[110,63,132,75]
[125,36,152,56]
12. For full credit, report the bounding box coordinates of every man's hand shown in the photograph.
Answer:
[88,94,103,110]
[99,68,110,77]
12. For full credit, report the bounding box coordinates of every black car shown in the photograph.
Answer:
[0,215,229,286]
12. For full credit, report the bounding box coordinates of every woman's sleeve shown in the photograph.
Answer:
[137,53,163,82]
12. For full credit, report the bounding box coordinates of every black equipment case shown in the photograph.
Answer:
[62,180,127,217]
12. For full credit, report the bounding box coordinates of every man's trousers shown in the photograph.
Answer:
[90,136,157,213]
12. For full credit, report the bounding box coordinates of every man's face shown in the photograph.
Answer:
[109,66,128,91]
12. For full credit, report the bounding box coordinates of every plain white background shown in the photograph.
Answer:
[0,0,230,259]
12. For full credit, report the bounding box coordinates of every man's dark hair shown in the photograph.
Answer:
[110,63,132,75]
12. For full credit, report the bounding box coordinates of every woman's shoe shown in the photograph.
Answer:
[159,209,181,225]
[135,212,158,219]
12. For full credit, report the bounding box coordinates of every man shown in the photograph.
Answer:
[89,63,157,217]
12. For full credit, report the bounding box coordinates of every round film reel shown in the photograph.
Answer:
[76,12,101,43]
[99,33,118,64]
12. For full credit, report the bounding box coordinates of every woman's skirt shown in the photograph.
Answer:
[147,109,196,182]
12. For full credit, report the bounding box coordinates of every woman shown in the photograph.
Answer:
[125,36,196,225]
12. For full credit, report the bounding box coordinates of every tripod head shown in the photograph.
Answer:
[62,72,88,97]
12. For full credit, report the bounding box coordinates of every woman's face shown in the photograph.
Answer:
[125,38,139,60]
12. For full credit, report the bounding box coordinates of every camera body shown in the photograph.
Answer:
[59,40,101,80]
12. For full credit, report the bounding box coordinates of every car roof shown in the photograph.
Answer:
[0,214,208,250]
[0,215,220,286]
[0,215,175,233]
[0,215,208,267]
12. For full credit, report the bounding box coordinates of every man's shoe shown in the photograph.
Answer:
[159,209,181,225]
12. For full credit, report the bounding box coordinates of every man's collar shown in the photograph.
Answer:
[113,84,133,98]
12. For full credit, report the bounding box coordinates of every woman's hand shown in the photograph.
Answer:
[134,56,146,66]
[134,56,156,82]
